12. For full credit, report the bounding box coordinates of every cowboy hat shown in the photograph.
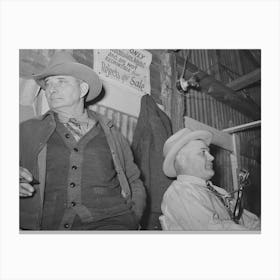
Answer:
[32,51,102,102]
[163,128,213,178]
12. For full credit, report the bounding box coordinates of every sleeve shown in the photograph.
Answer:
[115,129,146,220]
[161,185,252,231]
[19,120,31,167]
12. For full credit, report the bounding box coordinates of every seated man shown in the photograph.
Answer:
[159,128,260,231]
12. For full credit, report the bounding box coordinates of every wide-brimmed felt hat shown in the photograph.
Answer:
[32,51,102,102]
[163,127,213,178]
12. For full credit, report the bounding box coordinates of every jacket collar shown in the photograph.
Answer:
[37,110,55,121]
[87,109,114,128]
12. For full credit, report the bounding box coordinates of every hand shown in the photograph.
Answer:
[19,167,35,197]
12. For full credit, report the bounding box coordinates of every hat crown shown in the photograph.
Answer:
[47,51,77,68]
[162,128,212,177]
[163,128,192,157]
[33,50,102,102]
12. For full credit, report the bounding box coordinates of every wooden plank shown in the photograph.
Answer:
[230,133,241,192]
[234,50,243,76]
[147,49,165,65]
[150,76,161,93]
[150,62,161,71]
[227,68,261,91]
[211,50,222,81]
[171,53,184,131]
[223,120,261,134]
[207,84,260,120]
[158,52,173,118]
[150,66,161,81]
[176,54,260,120]
[230,153,239,192]
[184,116,233,152]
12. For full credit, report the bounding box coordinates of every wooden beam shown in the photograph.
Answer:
[230,134,241,192]
[227,68,261,91]
[171,53,185,131]
[242,50,261,68]
[210,50,222,81]
[223,120,261,134]
[158,52,173,120]
[184,116,233,153]
[207,84,260,120]
[234,50,244,76]
[176,55,260,120]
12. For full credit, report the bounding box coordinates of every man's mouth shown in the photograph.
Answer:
[206,163,213,169]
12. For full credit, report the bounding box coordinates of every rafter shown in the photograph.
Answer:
[176,55,260,120]
[227,69,261,91]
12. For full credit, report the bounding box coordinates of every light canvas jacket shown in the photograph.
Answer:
[160,175,260,231]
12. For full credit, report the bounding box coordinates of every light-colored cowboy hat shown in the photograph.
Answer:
[163,127,213,178]
[32,51,102,102]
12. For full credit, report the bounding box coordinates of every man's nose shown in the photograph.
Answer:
[207,152,214,161]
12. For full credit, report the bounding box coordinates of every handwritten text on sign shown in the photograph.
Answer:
[94,49,152,94]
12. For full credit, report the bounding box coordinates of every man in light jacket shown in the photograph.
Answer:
[160,128,260,231]
[19,51,146,230]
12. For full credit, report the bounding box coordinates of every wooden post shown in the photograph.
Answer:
[159,52,173,118]
[230,133,241,194]
[170,53,184,132]
[210,50,222,81]
[234,50,243,76]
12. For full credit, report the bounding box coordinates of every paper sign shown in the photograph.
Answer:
[94,49,152,94]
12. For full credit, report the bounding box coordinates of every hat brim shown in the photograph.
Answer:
[163,130,212,178]
[32,62,102,102]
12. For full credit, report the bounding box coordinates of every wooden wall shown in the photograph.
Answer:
[90,104,137,144]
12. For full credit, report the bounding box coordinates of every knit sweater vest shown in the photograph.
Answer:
[41,122,130,230]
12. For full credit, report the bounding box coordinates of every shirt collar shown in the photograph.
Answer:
[54,110,89,124]
[48,109,97,125]
[177,175,208,187]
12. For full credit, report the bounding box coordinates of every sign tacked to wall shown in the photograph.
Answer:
[94,49,152,94]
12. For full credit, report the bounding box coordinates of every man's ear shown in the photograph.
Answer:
[174,152,185,175]
[175,149,189,169]
[175,152,183,167]
[80,81,89,98]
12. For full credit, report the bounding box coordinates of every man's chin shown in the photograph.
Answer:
[206,170,215,180]
[49,104,65,110]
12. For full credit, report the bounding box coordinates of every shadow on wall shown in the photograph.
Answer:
[244,165,261,217]
[210,144,261,217]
